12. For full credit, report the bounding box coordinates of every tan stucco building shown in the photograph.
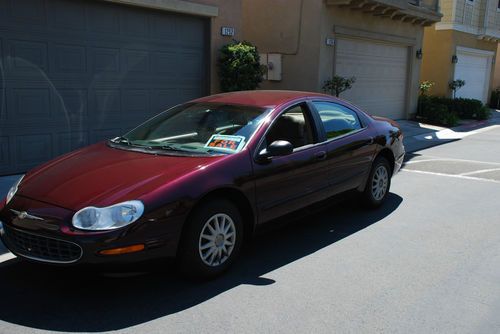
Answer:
[421,0,500,103]
[243,0,441,119]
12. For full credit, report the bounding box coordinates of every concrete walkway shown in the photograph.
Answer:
[400,109,500,153]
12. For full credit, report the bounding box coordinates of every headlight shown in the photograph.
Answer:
[72,200,144,231]
[6,175,24,205]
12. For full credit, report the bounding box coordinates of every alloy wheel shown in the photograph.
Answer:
[371,165,389,201]
[198,213,236,267]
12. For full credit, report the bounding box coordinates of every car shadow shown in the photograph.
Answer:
[0,193,402,332]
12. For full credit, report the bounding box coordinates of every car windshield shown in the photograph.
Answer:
[113,102,271,155]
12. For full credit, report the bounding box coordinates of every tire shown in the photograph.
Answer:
[362,156,391,209]
[177,199,243,280]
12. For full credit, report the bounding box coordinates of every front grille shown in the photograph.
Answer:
[4,227,82,263]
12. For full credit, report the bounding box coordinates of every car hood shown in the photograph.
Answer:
[17,142,223,210]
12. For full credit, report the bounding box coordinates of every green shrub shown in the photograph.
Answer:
[417,96,459,126]
[323,76,356,97]
[449,79,465,98]
[419,80,435,96]
[449,98,483,119]
[418,96,489,122]
[489,88,500,109]
[218,41,264,92]
[475,106,492,120]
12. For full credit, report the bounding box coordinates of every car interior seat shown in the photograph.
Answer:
[266,115,311,148]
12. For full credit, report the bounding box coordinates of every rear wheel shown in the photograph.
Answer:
[362,157,391,208]
[178,199,243,279]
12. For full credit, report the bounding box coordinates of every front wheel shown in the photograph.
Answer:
[177,199,243,279]
[362,157,391,208]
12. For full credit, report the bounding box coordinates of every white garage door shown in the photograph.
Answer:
[335,38,408,119]
[454,47,493,103]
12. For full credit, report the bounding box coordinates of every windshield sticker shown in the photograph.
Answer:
[204,135,246,153]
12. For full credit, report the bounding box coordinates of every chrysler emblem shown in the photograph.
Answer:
[10,209,44,221]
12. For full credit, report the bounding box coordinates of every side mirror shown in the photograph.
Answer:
[257,140,293,162]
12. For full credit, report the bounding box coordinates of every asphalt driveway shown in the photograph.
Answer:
[0,124,500,333]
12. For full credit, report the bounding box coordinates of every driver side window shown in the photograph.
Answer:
[266,104,315,149]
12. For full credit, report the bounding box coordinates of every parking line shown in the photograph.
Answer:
[405,157,500,166]
[404,159,441,164]
[460,168,500,176]
[401,169,500,184]
[0,252,15,263]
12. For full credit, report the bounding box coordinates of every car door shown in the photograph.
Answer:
[311,101,376,194]
[252,102,331,223]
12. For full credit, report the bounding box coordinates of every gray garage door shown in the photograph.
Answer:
[0,0,209,175]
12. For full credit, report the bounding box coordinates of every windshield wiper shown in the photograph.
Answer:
[111,136,131,145]
[157,145,187,152]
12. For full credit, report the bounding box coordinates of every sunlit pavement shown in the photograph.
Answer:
[1,127,500,333]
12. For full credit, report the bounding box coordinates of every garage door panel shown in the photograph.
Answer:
[91,128,122,143]
[123,50,149,73]
[0,0,208,174]
[454,50,491,103]
[91,47,120,73]
[10,0,46,24]
[57,131,89,154]
[121,11,149,38]
[15,133,53,166]
[88,4,120,34]
[49,0,86,31]
[6,40,48,73]
[0,136,10,172]
[336,38,408,119]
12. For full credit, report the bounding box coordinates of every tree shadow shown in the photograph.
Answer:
[0,193,402,332]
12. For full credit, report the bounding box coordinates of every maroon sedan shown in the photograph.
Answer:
[0,90,404,278]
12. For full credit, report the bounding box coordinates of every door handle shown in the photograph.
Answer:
[314,151,327,161]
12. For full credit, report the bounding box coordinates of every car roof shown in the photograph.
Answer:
[191,90,333,108]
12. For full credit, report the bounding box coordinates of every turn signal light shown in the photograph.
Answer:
[99,244,145,255]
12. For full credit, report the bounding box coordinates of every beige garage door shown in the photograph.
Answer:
[335,38,408,120]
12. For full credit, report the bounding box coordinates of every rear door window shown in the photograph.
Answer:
[312,102,363,139]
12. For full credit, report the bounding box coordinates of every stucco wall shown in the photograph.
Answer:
[439,0,455,24]
[243,0,425,117]
[191,0,243,93]
[421,27,497,97]
[421,28,455,96]
[242,0,323,91]
[493,44,500,89]
[438,0,500,33]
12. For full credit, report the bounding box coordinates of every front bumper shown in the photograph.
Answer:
[0,196,184,266]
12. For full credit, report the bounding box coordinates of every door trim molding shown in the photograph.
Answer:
[333,26,416,46]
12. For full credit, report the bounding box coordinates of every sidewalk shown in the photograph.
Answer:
[400,109,500,153]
